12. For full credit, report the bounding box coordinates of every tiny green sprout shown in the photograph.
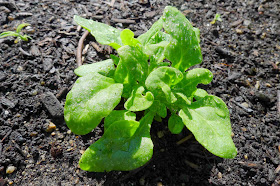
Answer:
[211,13,222,24]
[0,23,32,43]
[64,6,237,172]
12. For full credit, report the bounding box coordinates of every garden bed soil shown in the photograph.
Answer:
[0,0,279,185]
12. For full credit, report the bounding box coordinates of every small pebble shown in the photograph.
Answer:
[265,83,272,87]
[236,29,243,34]
[30,131,38,137]
[67,130,71,134]
[139,177,145,186]
[157,131,164,138]
[217,172,222,179]
[46,122,56,132]
[241,127,247,132]
[261,32,266,39]
[31,90,38,96]
[243,20,251,26]
[17,66,23,72]
[241,102,249,108]
[6,166,16,174]
[157,182,163,186]
[51,132,56,136]
[255,81,260,89]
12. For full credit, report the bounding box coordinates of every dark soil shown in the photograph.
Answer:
[0,0,279,185]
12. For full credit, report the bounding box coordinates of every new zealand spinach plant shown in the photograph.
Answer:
[64,6,237,172]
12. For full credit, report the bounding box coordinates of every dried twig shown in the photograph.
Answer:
[231,99,253,113]
[176,134,193,145]
[76,30,89,67]
[277,90,280,116]
[0,130,12,157]
[112,18,136,24]
[110,0,116,7]
[184,159,200,171]
[19,47,31,56]
[91,42,102,53]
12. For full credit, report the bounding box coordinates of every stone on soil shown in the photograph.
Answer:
[6,166,16,174]
[41,92,64,118]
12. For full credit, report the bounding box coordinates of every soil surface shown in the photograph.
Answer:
[0,0,279,185]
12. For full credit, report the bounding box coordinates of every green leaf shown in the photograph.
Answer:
[174,92,191,108]
[125,86,154,111]
[211,13,222,24]
[64,73,123,135]
[162,6,202,71]
[74,59,115,77]
[193,88,208,101]
[79,112,154,172]
[104,110,136,131]
[168,114,184,134]
[16,23,30,33]
[120,29,140,46]
[179,95,237,159]
[0,31,19,38]
[74,15,122,49]
[137,18,163,45]
[110,54,119,65]
[174,68,213,98]
[148,100,167,118]
[114,45,149,97]
[19,34,32,41]
[145,66,183,103]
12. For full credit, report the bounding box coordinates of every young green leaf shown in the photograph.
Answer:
[145,66,183,103]
[16,23,30,33]
[120,29,140,46]
[79,112,154,172]
[0,31,20,38]
[124,86,154,111]
[179,95,237,158]
[64,73,123,135]
[193,88,208,101]
[104,110,136,131]
[74,59,115,77]
[148,100,167,118]
[74,15,122,49]
[114,45,149,97]
[168,114,184,134]
[174,68,213,98]
[110,54,120,65]
[162,6,202,72]
[137,18,163,45]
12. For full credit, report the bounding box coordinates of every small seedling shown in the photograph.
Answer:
[211,13,222,24]
[0,23,32,43]
[64,6,237,172]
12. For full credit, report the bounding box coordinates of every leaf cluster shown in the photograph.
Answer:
[0,23,32,43]
[64,6,237,172]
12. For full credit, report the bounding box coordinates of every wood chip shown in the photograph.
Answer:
[112,18,136,24]
[230,20,243,27]
[184,159,200,171]
[277,90,280,116]
[275,165,280,174]
[91,42,102,53]
[238,161,262,168]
